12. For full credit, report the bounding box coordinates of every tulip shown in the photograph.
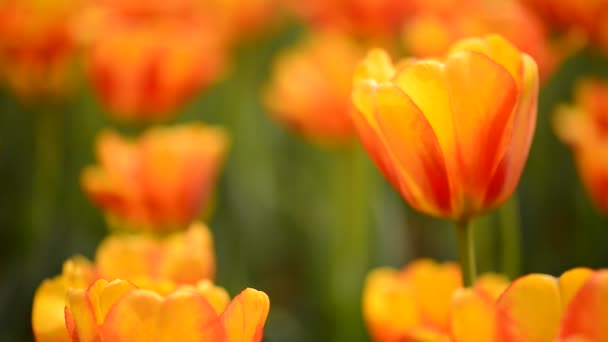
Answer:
[264,32,365,143]
[555,79,608,214]
[351,34,538,285]
[362,259,509,341]
[81,124,228,232]
[402,0,557,79]
[96,222,216,286]
[65,279,269,342]
[450,267,608,342]
[287,0,413,40]
[0,0,78,99]
[32,257,96,342]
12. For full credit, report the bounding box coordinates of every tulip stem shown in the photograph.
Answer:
[455,220,476,287]
[498,196,522,279]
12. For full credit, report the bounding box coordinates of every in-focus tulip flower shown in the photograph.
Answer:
[362,259,509,341]
[0,0,78,99]
[32,257,96,342]
[81,124,228,232]
[96,222,216,286]
[264,32,365,143]
[402,0,557,79]
[555,79,608,214]
[65,279,270,342]
[352,34,539,222]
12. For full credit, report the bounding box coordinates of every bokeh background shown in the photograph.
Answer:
[2,0,608,341]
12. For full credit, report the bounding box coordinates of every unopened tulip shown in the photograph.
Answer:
[81,124,228,232]
[65,279,269,342]
[265,32,365,143]
[351,34,538,222]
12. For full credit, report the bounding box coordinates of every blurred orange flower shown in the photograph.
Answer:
[65,279,269,342]
[491,267,608,342]
[96,222,216,286]
[402,0,557,79]
[555,79,608,214]
[82,124,228,232]
[32,257,96,342]
[0,0,79,99]
[207,0,283,43]
[288,0,413,40]
[521,0,608,53]
[362,259,508,341]
[351,34,539,221]
[264,32,364,143]
[78,2,227,121]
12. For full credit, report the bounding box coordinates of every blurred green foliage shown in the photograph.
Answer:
[1,20,608,342]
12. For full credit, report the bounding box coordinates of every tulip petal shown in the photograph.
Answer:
[32,278,71,342]
[99,289,163,342]
[362,268,420,341]
[353,49,396,85]
[65,289,100,342]
[450,288,496,342]
[222,288,270,342]
[351,83,418,207]
[392,59,460,210]
[371,82,452,216]
[158,287,226,342]
[496,274,561,342]
[445,50,518,212]
[485,54,538,206]
[559,268,594,311]
[560,270,608,341]
[406,259,461,331]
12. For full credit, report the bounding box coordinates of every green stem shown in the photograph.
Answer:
[328,144,371,341]
[455,220,476,287]
[30,106,63,244]
[498,196,522,279]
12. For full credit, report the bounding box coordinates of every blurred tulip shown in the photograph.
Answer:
[32,257,96,342]
[288,0,413,40]
[82,124,228,232]
[351,34,538,221]
[77,1,227,122]
[96,222,216,286]
[264,32,365,144]
[206,0,283,43]
[0,0,79,99]
[555,79,608,214]
[521,0,608,53]
[65,278,269,342]
[402,0,557,79]
[87,21,225,121]
[362,259,509,341]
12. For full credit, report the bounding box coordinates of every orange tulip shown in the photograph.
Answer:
[0,0,79,99]
[287,0,413,39]
[96,222,216,286]
[65,279,269,342]
[81,124,228,231]
[78,2,227,121]
[555,79,608,214]
[362,259,509,341]
[265,32,365,143]
[351,34,538,221]
[521,0,608,53]
[32,257,96,342]
[402,0,557,79]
